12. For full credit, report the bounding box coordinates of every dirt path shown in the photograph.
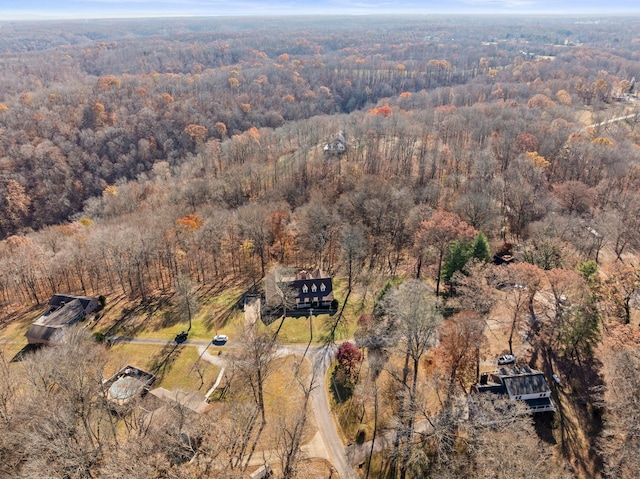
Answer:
[586,111,638,130]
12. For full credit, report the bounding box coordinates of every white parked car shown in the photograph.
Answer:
[497,354,516,365]
[213,334,228,344]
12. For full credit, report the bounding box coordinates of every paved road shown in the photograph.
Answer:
[309,344,358,479]
[267,343,358,479]
[110,335,220,348]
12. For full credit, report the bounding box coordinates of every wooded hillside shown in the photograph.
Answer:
[1,15,640,479]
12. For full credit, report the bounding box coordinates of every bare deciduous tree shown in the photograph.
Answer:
[275,367,317,479]
[174,275,200,331]
[377,279,442,479]
[229,325,277,472]
[264,264,298,339]
[437,312,486,402]
[598,335,640,479]
[463,395,559,479]
[17,328,115,478]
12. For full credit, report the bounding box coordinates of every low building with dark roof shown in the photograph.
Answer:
[471,365,555,413]
[25,294,99,345]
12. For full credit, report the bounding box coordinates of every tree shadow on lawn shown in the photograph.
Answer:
[533,412,557,446]
[537,342,604,476]
[103,278,252,337]
[158,303,185,330]
[330,366,355,405]
[105,294,172,337]
[203,301,240,331]
[0,303,42,330]
[9,343,42,362]
[202,284,256,331]
[555,353,604,475]
[148,342,183,380]
[198,276,247,304]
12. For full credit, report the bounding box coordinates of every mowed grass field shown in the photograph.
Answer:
[104,342,222,393]
[1,273,384,405]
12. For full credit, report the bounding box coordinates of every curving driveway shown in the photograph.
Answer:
[309,344,358,479]
[113,332,358,478]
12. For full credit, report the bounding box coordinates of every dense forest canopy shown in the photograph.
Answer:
[1,15,640,479]
[1,15,640,235]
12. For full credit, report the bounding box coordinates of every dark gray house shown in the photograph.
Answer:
[471,365,556,413]
[273,269,334,310]
[25,294,100,345]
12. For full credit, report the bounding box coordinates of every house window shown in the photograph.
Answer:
[311,284,317,293]
[302,285,308,293]
[320,283,326,292]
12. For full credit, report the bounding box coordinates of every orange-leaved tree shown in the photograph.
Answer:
[184,124,208,143]
[176,213,204,233]
[601,262,640,325]
[414,211,476,296]
[367,105,392,118]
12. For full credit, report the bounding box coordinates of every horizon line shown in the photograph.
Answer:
[2,11,640,22]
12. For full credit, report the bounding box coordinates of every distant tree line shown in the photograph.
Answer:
[1,16,639,237]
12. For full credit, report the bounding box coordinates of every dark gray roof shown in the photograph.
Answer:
[25,324,63,342]
[472,367,555,414]
[289,277,334,303]
[49,294,96,311]
[502,373,550,397]
[524,397,554,409]
[25,299,87,343]
[473,383,506,395]
[277,269,334,304]
[36,299,85,327]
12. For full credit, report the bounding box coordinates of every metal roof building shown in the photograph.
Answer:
[472,365,556,413]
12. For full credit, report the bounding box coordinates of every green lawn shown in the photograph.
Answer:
[155,345,221,392]
[257,276,381,344]
[106,342,221,393]
[107,295,246,343]
[3,274,389,396]
[262,312,328,344]
[1,307,55,359]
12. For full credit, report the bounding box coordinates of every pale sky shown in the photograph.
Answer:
[1,0,639,20]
